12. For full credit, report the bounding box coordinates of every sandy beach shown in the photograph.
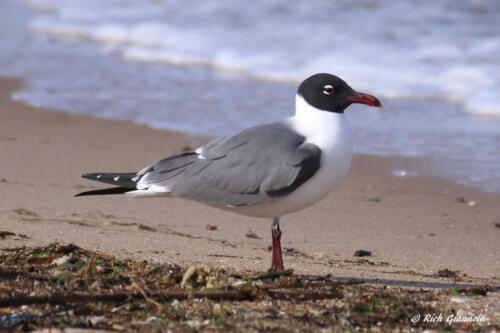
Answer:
[0,76,499,285]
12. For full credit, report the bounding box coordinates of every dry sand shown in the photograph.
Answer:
[0,76,499,286]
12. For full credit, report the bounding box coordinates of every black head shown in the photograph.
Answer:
[298,73,381,113]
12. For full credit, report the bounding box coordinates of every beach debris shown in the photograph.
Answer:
[0,231,29,240]
[243,269,294,281]
[131,280,163,310]
[52,254,71,266]
[437,268,460,279]
[111,221,136,226]
[0,242,498,331]
[392,169,418,177]
[450,296,472,303]
[454,197,476,206]
[392,169,407,177]
[314,252,325,259]
[454,286,492,296]
[245,230,261,239]
[214,239,237,248]
[13,208,39,217]
[138,224,156,232]
[212,302,234,318]
[56,243,81,254]
[354,250,372,257]
[207,254,241,259]
[181,264,216,289]
[495,223,500,228]
[113,324,126,331]
[88,315,106,325]
[0,231,16,239]
[157,224,196,238]
[365,196,383,202]
[206,224,218,231]
[284,247,313,259]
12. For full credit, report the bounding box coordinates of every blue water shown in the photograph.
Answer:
[0,0,499,193]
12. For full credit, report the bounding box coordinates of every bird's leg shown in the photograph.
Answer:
[269,216,284,271]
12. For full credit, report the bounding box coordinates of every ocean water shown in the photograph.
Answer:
[0,0,499,193]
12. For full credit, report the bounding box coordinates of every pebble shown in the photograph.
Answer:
[450,296,472,303]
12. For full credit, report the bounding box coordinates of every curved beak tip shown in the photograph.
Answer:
[346,92,382,108]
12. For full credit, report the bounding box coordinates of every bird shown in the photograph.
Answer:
[76,73,381,271]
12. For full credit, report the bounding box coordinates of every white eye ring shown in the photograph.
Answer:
[323,85,334,95]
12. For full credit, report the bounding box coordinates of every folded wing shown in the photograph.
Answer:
[137,122,321,206]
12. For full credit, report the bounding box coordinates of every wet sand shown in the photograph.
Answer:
[0,76,499,286]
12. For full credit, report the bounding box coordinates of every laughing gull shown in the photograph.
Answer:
[76,73,381,271]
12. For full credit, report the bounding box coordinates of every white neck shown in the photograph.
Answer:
[289,95,352,148]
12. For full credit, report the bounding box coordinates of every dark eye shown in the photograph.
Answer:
[322,85,334,95]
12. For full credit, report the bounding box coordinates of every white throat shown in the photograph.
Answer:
[289,95,352,149]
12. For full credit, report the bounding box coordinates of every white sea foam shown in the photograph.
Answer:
[466,90,500,116]
[17,0,500,116]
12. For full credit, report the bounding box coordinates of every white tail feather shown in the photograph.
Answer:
[125,190,171,199]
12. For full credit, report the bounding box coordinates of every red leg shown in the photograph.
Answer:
[269,217,284,271]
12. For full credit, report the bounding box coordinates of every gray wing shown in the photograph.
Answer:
[137,122,321,206]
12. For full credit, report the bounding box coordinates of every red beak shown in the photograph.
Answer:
[345,92,382,107]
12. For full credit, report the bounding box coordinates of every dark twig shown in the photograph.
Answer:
[244,269,294,281]
[0,270,58,281]
[0,290,254,308]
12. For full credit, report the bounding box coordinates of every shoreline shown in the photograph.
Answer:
[0,75,499,284]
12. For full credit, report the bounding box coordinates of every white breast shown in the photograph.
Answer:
[228,95,353,218]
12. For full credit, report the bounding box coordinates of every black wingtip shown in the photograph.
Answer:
[75,187,132,197]
[80,172,139,188]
